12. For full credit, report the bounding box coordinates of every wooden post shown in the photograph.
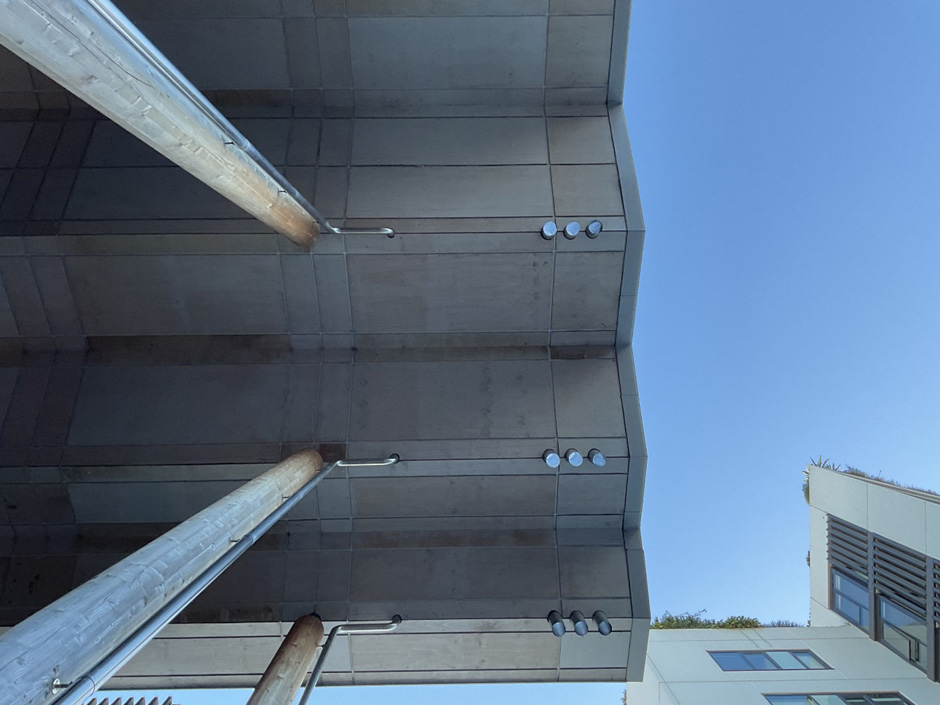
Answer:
[0,450,323,705]
[247,615,325,705]
[0,0,320,246]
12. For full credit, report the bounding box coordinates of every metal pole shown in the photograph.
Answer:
[247,616,324,705]
[296,616,402,705]
[0,450,325,705]
[0,0,340,245]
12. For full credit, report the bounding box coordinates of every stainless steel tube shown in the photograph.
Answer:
[297,616,402,705]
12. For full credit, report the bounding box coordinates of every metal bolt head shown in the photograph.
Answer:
[548,610,566,636]
[586,220,603,238]
[593,610,612,636]
[543,449,561,468]
[541,222,557,240]
[565,449,583,467]
[588,449,606,467]
[570,610,589,636]
[563,221,580,239]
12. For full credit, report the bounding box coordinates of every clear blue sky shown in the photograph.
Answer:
[630,0,940,624]
[108,2,940,703]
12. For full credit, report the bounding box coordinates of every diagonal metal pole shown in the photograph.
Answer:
[0,450,327,705]
[0,0,393,244]
[246,615,325,705]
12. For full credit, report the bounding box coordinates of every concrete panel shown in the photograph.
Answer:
[139,19,291,89]
[559,631,629,669]
[282,364,319,442]
[545,16,613,87]
[558,546,629,598]
[286,119,321,167]
[317,361,352,442]
[83,121,175,167]
[285,16,321,89]
[0,169,43,221]
[351,632,560,671]
[280,255,320,334]
[353,670,557,684]
[348,17,547,89]
[116,635,283,679]
[552,252,622,330]
[230,119,292,166]
[927,501,940,559]
[346,0,549,16]
[350,547,559,601]
[195,550,287,604]
[0,46,32,91]
[66,255,288,335]
[284,550,318,603]
[0,257,49,337]
[557,474,627,516]
[0,272,19,337]
[347,253,553,333]
[319,120,352,166]
[316,478,352,519]
[349,360,555,440]
[347,166,553,218]
[0,367,49,448]
[808,506,833,622]
[317,17,353,89]
[0,123,31,168]
[317,550,351,602]
[350,475,557,518]
[551,164,623,216]
[547,117,615,164]
[67,480,240,524]
[867,481,927,553]
[66,168,244,220]
[313,167,347,220]
[313,254,352,332]
[67,364,289,446]
[0,170,11,212]
[30,257,82,336]
[550,0,614,14]
[552,359,625,437]
[352,118,548,166]
[808,467,868,528]
[0,369,17,431]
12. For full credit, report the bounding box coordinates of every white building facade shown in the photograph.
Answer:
[627,467,940,705]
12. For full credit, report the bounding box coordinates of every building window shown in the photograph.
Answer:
[709,650,829,671]
[831,568,870,629]
[765,694,913,705]
[878,596,929,672]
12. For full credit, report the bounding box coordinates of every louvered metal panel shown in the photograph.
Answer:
[86,699,173,705]
[933,560,940,623]
[873,535,928,620]
[827,515,869,580]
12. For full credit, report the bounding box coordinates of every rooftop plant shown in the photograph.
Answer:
[651,611,805,630]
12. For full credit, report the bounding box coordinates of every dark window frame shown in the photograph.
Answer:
[830,566,871,630]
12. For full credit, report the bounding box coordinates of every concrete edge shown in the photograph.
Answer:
[625,535,650,681]
[617,345,647,528]
[607,0,633,106]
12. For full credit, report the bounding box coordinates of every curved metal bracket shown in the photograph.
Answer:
[325,225,396,237]
[298,616,402,705]
[336,455,400,468]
